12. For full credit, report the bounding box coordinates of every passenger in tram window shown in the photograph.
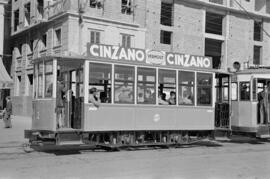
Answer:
[55,77,68,129]
[240,84,250,100]
[138,93,144,103]
[158,91,168,105]
[117,82,133,103]
[179,91,193,105]
[144,89,155,104]
[89,87,101,108]
[168,91,176,105]
[100,91,108,103]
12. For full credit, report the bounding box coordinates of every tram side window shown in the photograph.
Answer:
[45,61,53,97]
[158,69,176,105]
[37,62,44,98]
[89,63,112,103]
[114,65,135,104]
[178,71,194,105]
[137,67,156,104]
[240,82,250,101]
[197,73,212,106]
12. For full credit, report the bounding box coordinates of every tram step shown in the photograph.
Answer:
[56,132,83,145]
[57,140,84,146]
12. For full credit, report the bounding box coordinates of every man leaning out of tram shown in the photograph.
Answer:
[89,87,101,108]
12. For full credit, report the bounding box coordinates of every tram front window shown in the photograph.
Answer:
[89,63,112,103]
[178,71,194,105]
[197,73,212,106]
[137,67,156,104]
[114,65,135,104]
[240,82,250,101]
[158,69,176,105]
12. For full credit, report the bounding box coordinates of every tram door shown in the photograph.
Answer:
[254,78,270,125]
[61,69,83,129]
[215,74,230,129]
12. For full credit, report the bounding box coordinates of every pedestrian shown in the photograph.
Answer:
[3,96,12,128]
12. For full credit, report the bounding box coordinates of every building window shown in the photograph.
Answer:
[89,0,103,9]
[16,75,22,96]
[137,67,156,104]
[27,74,34,96]
[24,3,31,27]
[37,0,44,19]
[54,28,61,47]
[254,21,263,41]
[178,71,194,105]
[114,65,135,104]
[89,63,112,103]
[90,31,100,44]
[253,46,262,65]
[30,40,34,53]
[205,12,223,35]
[19,43,23,56]
[160,1,173,26]
[205,39,222,69]
[240,82,250,101]
[45,61,53,98]
[160,30,172,45]
[41,34,47,50]
[14,9,19,31]
[197,73,212,106]
[121,0,132,15]
[121,34,131,48]
[158,69,176,105]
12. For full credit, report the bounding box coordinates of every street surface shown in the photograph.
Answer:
[0,116,270,179]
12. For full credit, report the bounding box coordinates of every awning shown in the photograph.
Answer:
[0,58,12,89]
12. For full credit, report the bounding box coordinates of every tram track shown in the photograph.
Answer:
[0,139,270,162]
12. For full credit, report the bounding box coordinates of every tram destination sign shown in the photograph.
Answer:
[87,43,212,69]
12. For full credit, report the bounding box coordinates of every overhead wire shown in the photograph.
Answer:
[232,0,270,39]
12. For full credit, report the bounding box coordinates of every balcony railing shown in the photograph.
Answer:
[16,57,22,71]
[26,54,33,69]
[44,0,68,19]
[209,0,224,5]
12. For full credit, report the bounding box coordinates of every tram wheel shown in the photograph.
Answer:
[22,142,33,153]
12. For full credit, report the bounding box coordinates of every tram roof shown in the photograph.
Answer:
[33,55,231,75]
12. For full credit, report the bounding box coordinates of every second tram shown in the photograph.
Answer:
[231,68,270,138]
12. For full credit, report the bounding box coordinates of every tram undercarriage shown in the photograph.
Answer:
[24,129,215,151]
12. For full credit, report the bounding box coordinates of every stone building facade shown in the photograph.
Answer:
[10,0,270,116]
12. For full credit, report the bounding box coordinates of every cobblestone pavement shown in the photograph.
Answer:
[0,116,270,179]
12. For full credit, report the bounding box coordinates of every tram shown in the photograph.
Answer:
[231,67,270,138]
[24,44,230,150]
